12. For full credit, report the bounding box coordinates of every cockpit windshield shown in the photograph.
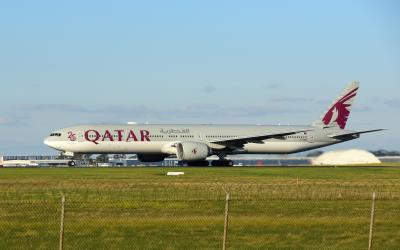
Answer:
[50,133,62,136]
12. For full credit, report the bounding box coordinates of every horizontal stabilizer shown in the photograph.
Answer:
[327,129,385,139]
[211,129,313,147]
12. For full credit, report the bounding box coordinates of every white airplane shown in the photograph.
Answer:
[0,156,39,167]
[0,156,72,167]
[44,82,383,166]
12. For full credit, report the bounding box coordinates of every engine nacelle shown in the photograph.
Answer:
[137,154,168,162]
[176,142,210,161]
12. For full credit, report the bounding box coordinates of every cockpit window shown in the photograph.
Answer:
[50,133,62,136]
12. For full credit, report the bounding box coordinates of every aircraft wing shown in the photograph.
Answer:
[210,129,313,147]
[327,129,385,139]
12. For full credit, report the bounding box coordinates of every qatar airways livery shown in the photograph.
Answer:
[44,82,383,166]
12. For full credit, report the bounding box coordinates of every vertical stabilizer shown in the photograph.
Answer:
[313,82,359,129]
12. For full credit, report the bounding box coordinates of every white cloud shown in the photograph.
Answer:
[20,104,90,113]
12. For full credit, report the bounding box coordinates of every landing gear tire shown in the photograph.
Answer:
[68,160,76,167]
[211,160,233,167]
[187,160,209,167]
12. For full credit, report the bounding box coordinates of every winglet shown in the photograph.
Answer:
[314,82,359,129]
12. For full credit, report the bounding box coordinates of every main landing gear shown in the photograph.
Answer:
[210,153,234,166]
[211,160,233,167]
[186,160,210,167]
[184,156,234,167]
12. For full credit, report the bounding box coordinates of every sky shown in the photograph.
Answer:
[0,0,399,155]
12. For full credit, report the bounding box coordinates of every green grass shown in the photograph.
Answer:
[0,166,399,249]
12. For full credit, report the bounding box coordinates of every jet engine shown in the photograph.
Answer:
[137,154,168,162]
[176,142,210,161]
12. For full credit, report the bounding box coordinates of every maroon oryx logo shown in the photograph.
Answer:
[68,131,77,141]
[322,87,358,129]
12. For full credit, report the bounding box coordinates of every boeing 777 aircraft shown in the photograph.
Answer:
[44,82,383,166]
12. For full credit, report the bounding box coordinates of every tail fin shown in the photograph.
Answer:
[313,81,359,129]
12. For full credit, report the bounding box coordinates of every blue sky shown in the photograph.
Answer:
[0,1,399,155]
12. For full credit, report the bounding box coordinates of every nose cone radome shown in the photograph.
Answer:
[44,137,52,147]
[43,136,59,150]
[43,137,50,146]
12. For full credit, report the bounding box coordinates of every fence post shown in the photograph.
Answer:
[59,195,66,250]
[368,192,376,250]
[223,192,230,250]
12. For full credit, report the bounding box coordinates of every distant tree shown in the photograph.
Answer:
[306,151,324,157]
[369,150,400,157]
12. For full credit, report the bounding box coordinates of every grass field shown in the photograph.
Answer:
[0,166,399,249]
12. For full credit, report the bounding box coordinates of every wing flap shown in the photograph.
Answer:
[211,129,313,147]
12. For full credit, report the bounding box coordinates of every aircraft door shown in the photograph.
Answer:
[307,132,315,143]
[196,131,203,141]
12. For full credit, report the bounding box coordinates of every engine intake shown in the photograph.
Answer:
[176,142,210,161]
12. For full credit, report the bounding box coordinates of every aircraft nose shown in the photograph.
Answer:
[43,136,58,149]
[43,137,51,147]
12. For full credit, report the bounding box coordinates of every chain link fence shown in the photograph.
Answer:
[0,187,399,250]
